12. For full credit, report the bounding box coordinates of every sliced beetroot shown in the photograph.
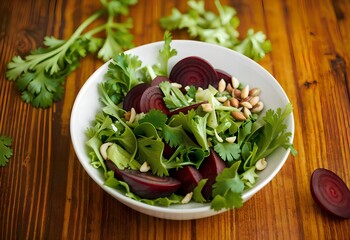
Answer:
[215,69,232,85]
[169,56,219,90]
[199,149,227,200]
[139,85,169,115]
[167,101,208,118]
[171,166,203,195]
[105,160,181,199]
[151,76,170,86]
[310,168,350,219]
[123,83,151,112]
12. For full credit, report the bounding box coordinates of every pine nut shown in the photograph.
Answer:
[226,83,233,93]
[201,103,213,112]
[225,136,237,143]
[181,192,193,204]
[249,88,261,97]
[171,82,182,88]
[216,96,227,102]
[240,101,253,109]
[233,89,241,98]
[243,107,251,118]
[230,97,239,108]
[249,96,260,106]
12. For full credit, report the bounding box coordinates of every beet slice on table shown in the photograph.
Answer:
[310,168,350,219]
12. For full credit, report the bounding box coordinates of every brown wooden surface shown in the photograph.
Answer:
[1,0,350,239]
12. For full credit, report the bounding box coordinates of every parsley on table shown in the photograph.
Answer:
[0,135,13,167]
[6,0,137,108]
[160,0,272,61]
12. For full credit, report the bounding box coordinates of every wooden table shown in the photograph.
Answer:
[1,0,349,239]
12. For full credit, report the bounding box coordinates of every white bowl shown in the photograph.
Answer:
[70,40,294,220]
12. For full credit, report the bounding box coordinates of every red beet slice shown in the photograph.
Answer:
[105,160,181,199]
[139,85,170,115]
[198,149,227,200]
[169,56,219,90]
[123,83,151,112]
[167,101,208,118]
[151,76,170,86]
[171,166,203,195]
[215,69,232,85]
[310,168,350,219]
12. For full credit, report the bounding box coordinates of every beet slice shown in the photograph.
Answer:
[139,85,169,115]
[123,83,151,112]
[151,76,170,86]
[198,149,227,200]
[310,168,350,218]
[167,101,208,118]
[215,69,232,85]
[171,166,203,195]
[169,56,219,90]
[105,160,181,199]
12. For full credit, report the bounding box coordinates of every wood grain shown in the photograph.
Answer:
[1,0,349,239]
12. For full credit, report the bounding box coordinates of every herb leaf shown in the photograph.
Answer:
[0,135,13,167]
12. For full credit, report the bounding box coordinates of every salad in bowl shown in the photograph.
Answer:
[70,32,295,220]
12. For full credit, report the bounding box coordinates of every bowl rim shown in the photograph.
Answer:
[70,39,294,219]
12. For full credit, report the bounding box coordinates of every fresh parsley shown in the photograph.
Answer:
[6,0,137,108]
[160,0,272,61]
[0,135,13,167]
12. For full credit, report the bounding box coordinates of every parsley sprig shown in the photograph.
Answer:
[160,0,272,61]
[6,0,137,108]
[0,135,13,167]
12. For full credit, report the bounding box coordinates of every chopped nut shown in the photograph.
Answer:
[241,85,250,99]
[171,82,182,88]
[216,96,228,102]
[140,161,151,172]
[231,111,246,121]
[218,79,226,93]
[181,192,193,204]
[124,111,131,121]
[100,142,113,160]
[201,103,213,112]
[127,107,137,123]
[225,136,237,143]
[255,158,267,170]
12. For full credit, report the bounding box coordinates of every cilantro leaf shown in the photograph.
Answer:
[0,135,13,167]
[211,161,244,210]
[153,31,178,76]
[160,0,271,61]
[213,142,241,161]
[6,0,138,108]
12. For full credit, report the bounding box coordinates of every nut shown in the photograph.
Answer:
[181,192,193,204]
[100,142,113,160]
[171,82,182,88]
[243,107,251,119]
[216,96,228,102]
[249,88,261,97]
[241,85,250,99]
[214,129,224,143]
[255,158,267,170]
[231,111,246,121]
[230,97,239,108]
[140,161,151,172]
[218,79,226,93]
[232,89,241,98]
[223,100,231,107]
[226,83,233,93]
[240,101,253,109]
[251,101,264,113]
[201,103,213,112]
[249,96,260,106]
[225,136,237,143]
[231,76,240,89]
[128,108,137,123]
